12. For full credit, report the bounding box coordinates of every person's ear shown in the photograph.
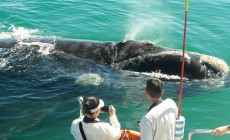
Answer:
[145,90,148,96]
[161,89,164,95]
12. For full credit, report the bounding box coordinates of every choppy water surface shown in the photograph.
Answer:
[0,0,230,140]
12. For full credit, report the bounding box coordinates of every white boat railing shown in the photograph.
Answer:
[188,129,230,140]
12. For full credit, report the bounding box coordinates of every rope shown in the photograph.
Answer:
[120,129,129,140]
[178,0,189,118]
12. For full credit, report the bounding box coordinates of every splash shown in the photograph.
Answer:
[0,59,9,68]
[0,24,57,56]
[124,0,170,42]
[137,71,182,81]
[75,73,104,86]
[200,78,225,88]
[17,42,55,55]
[0,23,6,29]
[0,25,40,40]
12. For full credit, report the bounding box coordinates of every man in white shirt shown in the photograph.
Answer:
[71,96,121,140]
[140,78,178,140]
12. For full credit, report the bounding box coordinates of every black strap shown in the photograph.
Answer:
[79,122,87,140]
[147,99,163,112]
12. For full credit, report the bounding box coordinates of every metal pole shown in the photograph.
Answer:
[178,0,189,118]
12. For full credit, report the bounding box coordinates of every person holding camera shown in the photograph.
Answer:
[71,96,121,140]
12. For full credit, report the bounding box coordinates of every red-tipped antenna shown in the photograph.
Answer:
[178,0,189,118]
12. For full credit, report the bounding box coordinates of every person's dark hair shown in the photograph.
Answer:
[146,78,163,98]
[83,96,99,114]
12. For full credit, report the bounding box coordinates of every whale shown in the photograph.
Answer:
[0,37,229,79]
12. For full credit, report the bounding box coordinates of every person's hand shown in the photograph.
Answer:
[109,105,116,116]
[212,125,229,135]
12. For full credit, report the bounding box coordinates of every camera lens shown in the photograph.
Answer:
[101,106,109,112]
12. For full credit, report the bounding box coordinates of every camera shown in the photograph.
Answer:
[101,106,109,112]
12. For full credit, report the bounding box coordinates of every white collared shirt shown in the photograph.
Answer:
[140,98,178,140]
[71,115,121,140]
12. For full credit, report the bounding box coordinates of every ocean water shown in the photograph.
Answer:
[0,0,230,140]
